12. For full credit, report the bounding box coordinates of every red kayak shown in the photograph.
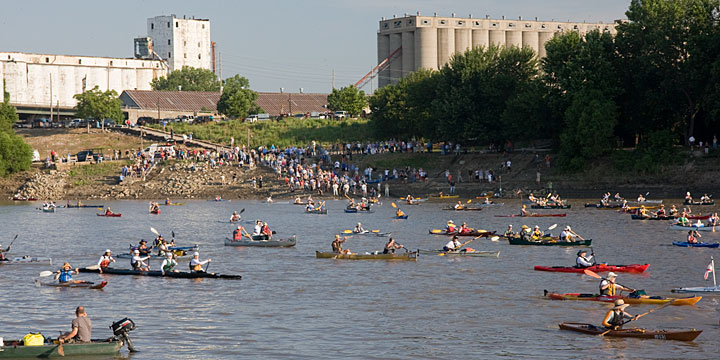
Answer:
[97,213,122,217]
[534,263,649,273]
[150,209,161,215]
[495,213,567,218]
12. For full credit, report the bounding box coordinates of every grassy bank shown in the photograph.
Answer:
[67,161,131,186]
[150,118,373,148]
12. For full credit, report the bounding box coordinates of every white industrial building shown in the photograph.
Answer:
[146,15,213,71]
[377,13,618,87]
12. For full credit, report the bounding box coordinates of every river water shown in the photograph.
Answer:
[0,199,718,359]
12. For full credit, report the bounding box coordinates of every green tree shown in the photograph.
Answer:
[217,75,259,119]
[0,91,32,176]
[73,86,123,131]
[151,66,221,92]
[327,85,367,117]
[369,69,437,139]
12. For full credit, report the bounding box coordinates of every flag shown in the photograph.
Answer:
[704,262,714,280]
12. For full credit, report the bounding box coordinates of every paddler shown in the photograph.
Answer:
[383,237,404,254]
[307,195,314,205]
[676,213,690,227]
[266,195,273,203]
[165,198,171,205]
[637,194,646,202]
[332,234,347,253]
[560,226,576,242]
[602,299,638,330]
[354,222,366,233]
[406,195,415,205]
[656,204,666,217]
[104,207,113,215]
[161,252,178,275]
[156,238,170,256]
[685,192,692,202]
[131,250,150,271]
[454,201,465,210]
[252,220,262,236]
[55,262,88,284]
[484,197,493,204]
[443,235,461,252]
[599,272,635,296]
[519,225,531,241]
[669,204,679,217]
[137,240,150,256]
[445,220,457,233]
[520,204,530,217]
[614,193,622,201]
[459,222,473,234]
[189,252,211,273]
[261,222,272,239]
[233,225,245,241]
[531,225,544,239]
[97,249,115,273]
[395,208,406,218]
[294,196,302,204]
[215,195,222,201]
[575,250,594,268]
[701,193,711,203]
[687,230,701,244]
[638,205,648,218]
[504,225,515,238]
[149,202,160,213]
[0,243,10,261]
[709,212,720,226]
[528,193,537,203]
[230,211,241,222]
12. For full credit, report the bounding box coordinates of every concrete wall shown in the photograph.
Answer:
[0,52,166,109]
[147,15,212,71]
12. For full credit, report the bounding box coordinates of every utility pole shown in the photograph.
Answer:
[157,95,161,121]
[219,52,223,91]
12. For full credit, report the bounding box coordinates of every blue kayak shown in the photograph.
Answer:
[394,215,408,219]
[672,241,720,248]
[344,208,373,213]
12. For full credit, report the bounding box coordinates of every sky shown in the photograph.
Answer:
[0,0,630,93]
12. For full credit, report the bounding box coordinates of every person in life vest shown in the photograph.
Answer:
[230,211,241,222]
[445,220,457,233]
[305,203,314,212]
[531,225,544,239]
[105,207,113,215]
[261,222,272,239]
[443,235,461,252]
[701,193,712,203]
[165,198,171,205]
[137,240,150,256]
[685,192,693,202]
[602,299,638,330]
[332,234,348,254]
[233,225,245,241]
[655,204,666,217]
[454,201,465,210]
[519,225,531,241]
[354,222,366,233]
[189,252,211,273]
[709,212,720,226]
[638,205,648,218]
[676,213,690,227]
[97,250,115,273]
[637,194,646,202]
[575,250,594,268]
[520,204,530,217]
[560,226,576,242]
[131,250,150,271]
[161,252,178,275]
[294,196,303,204]
[395,208,406,217]
[599,272,635,296]
[55,262,88,284]
[687,230,701,244]
[459,222,473,234]
[504,225,515,238]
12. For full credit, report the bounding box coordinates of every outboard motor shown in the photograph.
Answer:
[110,318,136,352]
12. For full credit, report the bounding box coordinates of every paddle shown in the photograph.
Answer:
[598,300,676,336]
[569,229,585,241]
[430,229,444,234]
[583,269,635,292]
[6,234,18,250]
[489,235,500,242]
[438,234,483,256]
[39,271,55,277]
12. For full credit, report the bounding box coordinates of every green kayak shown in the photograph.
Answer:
[0,340,120,358]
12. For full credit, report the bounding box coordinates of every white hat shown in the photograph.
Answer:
[357,223,361,226]
[193,252,199,256]
[607,272,618,278]
[613,299,629,310]
[447,220,454,224]
[105,249,112,253]
[166,252,173,257]
[565,226,571,230]
[534,225,539,229]
[133,249,140,254]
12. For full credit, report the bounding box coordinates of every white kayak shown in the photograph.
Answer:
[671,286,720,293]
[668,224,714,231]
[0,256,52,265]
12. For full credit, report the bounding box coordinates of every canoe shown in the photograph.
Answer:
[305,209,327,214]
[78,267,241,279]
[507,237,592,246]
[34,280,108,289]
[63,204,104,208]
[672,241,720,248]
[117,253,191,259]
[544,291,701,306]
[430,195,459,199]
[315,251,418,261]
[631,214,710,220]
[41,208,56,213]
[97,213,122,217]
[0,339,121,358]
[668,224,715,231]
[0,256,52,265]
[684,200,714,205]
[534,263,649,273]
[530,204,572,209]
[418,249,500,257]
[628,199,664,204]
[558,322,702,341]
[494,213,567,218]
[344,208,374,213]
[442,207,484,211]
[584,203,623,208]
[394,215,408,219]
[224,235,296,247]
[672,286,720,293]
[428,229,494,237]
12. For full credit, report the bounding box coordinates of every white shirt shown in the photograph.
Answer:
[445,240,460,250]
[576,256,594,267]
[253,224,262,235]
[131,255,148,267]
[190,258,209,267]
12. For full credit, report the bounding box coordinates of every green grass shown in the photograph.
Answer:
[67,161,132,186]
[151,118,373,148]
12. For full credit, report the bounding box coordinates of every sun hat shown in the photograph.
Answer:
[577,250,586,256]
[193,252,199,256]
[133,249,140,254]
[608,272,618,278]
[613,299,629,310]
[62,262,71,268]
[105,249,112,253]
[521,225,530,229]
[166,252,173,257]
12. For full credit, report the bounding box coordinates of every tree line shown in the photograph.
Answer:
[0,83,32,176]
[368,0,720,171]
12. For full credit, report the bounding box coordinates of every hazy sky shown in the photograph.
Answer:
[0,0,630,93]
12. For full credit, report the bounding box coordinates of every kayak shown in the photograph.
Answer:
[0,256,53,265]
[430,195,459,199]
[208,199,230,202]
[684,200,714,205]
[63,204,104,208]
[558,323,702,341]
[0,339,122,358]
[628,199,663,204]
[530,204,572,209]
[292,202,309,205]
[78,267,242,279]
[494,213,567,218]
[507,237,592,246]
[161,202,185,206]
[672,241,720,248]
[315,251,418,261]
[11,197,38,201]
[474,202,504,207]
[97,213,122,217]
[394,215,408,219]
[41,207,56,213]
[672,286,720,293]
[442,207,484,211]
[224,235,296,247]
[544,291,701,306]
[418,249,500,257]
[668,224,715,231]
[305,209,327,214]
[35,280,108,290]
[428,229,493,237]
[631,214,710,220]
[534,263,649,273]
[584,203,623,208]
[117,253,191,259]
[344,208,374,213]
[150,209,161,214]
[344,231,392,237]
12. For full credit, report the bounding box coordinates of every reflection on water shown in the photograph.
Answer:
[0,199,718,359]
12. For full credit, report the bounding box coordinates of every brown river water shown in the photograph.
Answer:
[0,199,718,359]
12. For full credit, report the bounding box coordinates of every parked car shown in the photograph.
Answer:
[194,115,214,124]
[76,150,95,162]
[334,111,348,119]
[136,117,154,127]
[103,119,116,127]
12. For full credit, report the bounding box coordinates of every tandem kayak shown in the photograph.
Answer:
[544,291,702,306]
[78,267,241,279]
[684,200,714,206]
[344,208,374,213]
[631,214,709,220]
[315,251,418,261]
[534,263,649,273]
[428,229,494,237]
[224,235,297,247]
[97,213,122,217]
[418,249,500,257]
[35,280,108,290]
[530,204,572,209]
[672,241,720,248]
[558,323,702,341]
[668,224,715,231]
[0,256,53,265]
[494,213,567,218]
[63,204,104,208]
[343,231,392,237]
[507,237,592,246]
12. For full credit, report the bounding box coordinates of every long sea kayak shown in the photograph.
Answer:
[63,204,104,208]
[495,213,567,218]
[530,204,572,209]
[672,241,720,248]
[315,251,418,261]
[534,263,649,273]
[631,214,709,220]
[544,291,701,306]
[0,256,53,265]
[224,236,296,247]
[442,207,484,211]
[684,200,714,206]
[418,249,500,257]
[35,280,108,289]
[507,237,592,246]
[78,267,241,279]
[558,323,702,341]
[97,213,122,217]
[668,224,715,231]
[428,229,494,237]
